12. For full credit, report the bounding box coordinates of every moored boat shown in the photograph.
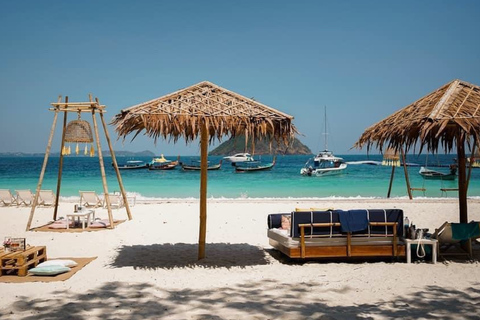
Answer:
[223,153,254,164]
[300,107,347,177]
[116,160,148,170]
[300,150,347,176]
[181,160,222,171]
[419,166,456,180]
[235,157,276,172]
[148,155,179,170]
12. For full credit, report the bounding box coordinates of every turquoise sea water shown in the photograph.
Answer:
[0,154,478,200]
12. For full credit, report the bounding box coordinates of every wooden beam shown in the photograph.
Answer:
[457,131,468,223]
[466,138,477,191]
[387,165,395,198]
[401,147,413,200]
[98,99,132,220]
[26,96,62,230]
[91,106,114,229]
[54,96,69,220]
[198,122,208,260]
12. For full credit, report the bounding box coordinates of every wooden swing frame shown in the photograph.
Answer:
[26,95,132,230]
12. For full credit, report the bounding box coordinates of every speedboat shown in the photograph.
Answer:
[223,153,254,163]
[419,166,456,180]
[300,150,347,176]
[117,160,148,170]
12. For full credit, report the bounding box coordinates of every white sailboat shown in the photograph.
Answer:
[300,107,347,177]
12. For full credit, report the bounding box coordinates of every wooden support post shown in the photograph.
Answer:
[387,165,395,198]
[300,225,306,258]
[91,106,114,229]
[198,122,208,260]
[26,97,62,230]
[401,147,413,200]
[393,223,398,256]
[98,103,132,220]
[347,233,351,257]
[466,139,477,191]
[251,129,255,156]
[457,133,468,223]
[54,96,69,220]
[244,129,248,154]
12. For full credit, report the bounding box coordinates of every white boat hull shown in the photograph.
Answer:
[301,163,347,176]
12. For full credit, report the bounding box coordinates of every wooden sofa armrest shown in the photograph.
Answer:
[299,223,341,258]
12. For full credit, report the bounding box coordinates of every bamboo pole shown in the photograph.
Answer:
[98,100,132,220]
[400,147,413,200]
[457,132,468,223]
[91,105,114,229]
[244,129,248,154]
[54,96,69,220]
[387,165,395,198]
[198,121,208,260]
[466,139,477,191]
[251,128,255,155]
[26,96,62,230]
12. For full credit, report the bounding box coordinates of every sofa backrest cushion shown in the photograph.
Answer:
[366,209,404,236]
[291,210,340,238]
[288,209,404,238]
[267,213,290,229]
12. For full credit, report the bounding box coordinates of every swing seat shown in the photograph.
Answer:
[410,187,426,196]
[440,188,458,197]
[410,187,426,192]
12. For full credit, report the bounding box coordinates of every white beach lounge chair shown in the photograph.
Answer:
[0,189,17,206]
[79,191,103,208]
[39,190,56,207]
[15,189,35,206]
[104,192,124,209]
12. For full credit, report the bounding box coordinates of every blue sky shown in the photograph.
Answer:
[1,1,479,156]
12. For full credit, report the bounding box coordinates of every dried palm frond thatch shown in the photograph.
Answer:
[354,79,480,223]
[112,81,297,260]
[354,79,480,154]
[112,81,297,145]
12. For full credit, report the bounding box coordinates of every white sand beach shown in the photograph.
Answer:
[1,198,480,319]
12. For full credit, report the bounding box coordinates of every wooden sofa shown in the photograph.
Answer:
[267,209,406,259]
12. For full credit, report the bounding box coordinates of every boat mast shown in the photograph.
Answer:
[323,106,328,151]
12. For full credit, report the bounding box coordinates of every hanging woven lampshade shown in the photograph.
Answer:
[63,113,95,156]
[64,119,93,143]
[382,147,400,167]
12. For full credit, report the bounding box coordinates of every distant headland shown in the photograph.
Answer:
[209,135,312,155]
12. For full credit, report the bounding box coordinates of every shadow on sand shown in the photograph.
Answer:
[111,243,271,269]
[3,280,480,319]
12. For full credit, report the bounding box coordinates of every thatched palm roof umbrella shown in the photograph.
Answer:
[354,79,480,223]
[112,81,297,259]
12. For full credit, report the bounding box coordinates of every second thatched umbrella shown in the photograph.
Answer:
[112,81,297,259]
[354,79,480,223]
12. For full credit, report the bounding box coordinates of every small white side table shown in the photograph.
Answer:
[66,210,95,229]
[403,238,438,264]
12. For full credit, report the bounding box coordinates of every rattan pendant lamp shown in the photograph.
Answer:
[26,95,132,230]
[62,111,95,156]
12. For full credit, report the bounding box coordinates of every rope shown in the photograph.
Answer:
[416,229,426,259]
